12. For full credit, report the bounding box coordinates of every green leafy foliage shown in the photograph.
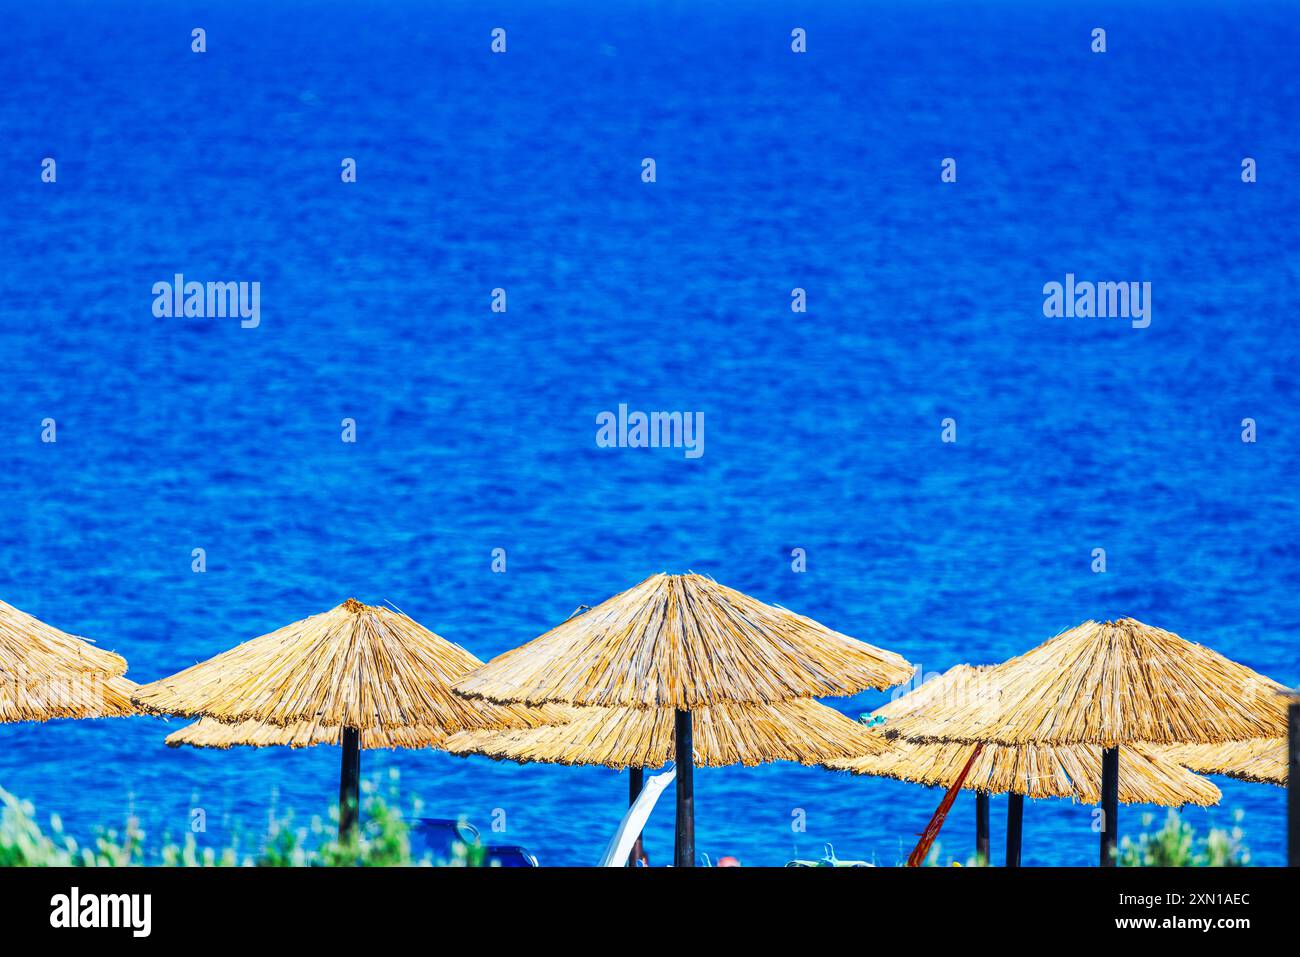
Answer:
[1119,809,1251,867]
[0,769,467,867]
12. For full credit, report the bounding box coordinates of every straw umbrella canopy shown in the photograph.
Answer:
[828,664,1219,864]
[454,573,915,866]
[446,698,890,769]
[0,598,137,723]
[2,670,137,723]
[454,573,914,710]
[133,599,565,838]
[884,621,1287,865]
[1156,739,1287,787]
[832,739,1220,805]
[167,717,448,751]
[1,598,127,674]
[887,620,1288,747]
[830,665,1220,803]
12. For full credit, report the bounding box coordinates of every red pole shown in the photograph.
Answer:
[907,743,983,867]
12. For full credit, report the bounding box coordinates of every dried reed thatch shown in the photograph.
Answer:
[132,599,566,732]
[829,740,1220,805]
[453,573,915,709]
[445,698,890,769]
[0,598,136,722]
[165,716,447,751]
[1157,739,1287,787]
[886,619,1287,747]
[872,663,992,727]
[830,664,1219,804]
[0,599,126,676]
[1,671,138,723]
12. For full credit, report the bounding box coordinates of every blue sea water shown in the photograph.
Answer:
[0,0,1297,866]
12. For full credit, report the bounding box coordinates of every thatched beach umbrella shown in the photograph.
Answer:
[836,737,1220,805]
[0,598,138,723]
[133,599,564,839]
[454,573,915,866]
[830,665,1219,865]
[166,716,447,751]
[833,740,1220,864]
[447,698,889,769]
[1157,739,1286,787]
[446,698,889,865]
[887,620,1287,865]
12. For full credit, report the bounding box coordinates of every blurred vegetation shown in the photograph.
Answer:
[1119,809,1250,867]
[0,768,487,867]
[909,808,1252,867]
[5,776,1254,867]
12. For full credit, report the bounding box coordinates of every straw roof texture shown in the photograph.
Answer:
[1,671,138,723]
[0,598,136,721]
[132,599,566,732]
[165,716,447,751]
[872,664,991,727]
[1157,739,1287,787]
[445,698,891,769]
[453,573,915,709]
[0,598,126,677]
[828,740,1220,805]
[886,620,1287,747]
[830,664,1218,803]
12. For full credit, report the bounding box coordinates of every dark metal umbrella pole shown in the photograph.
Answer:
[1288,701,1298,867]
[674,709,695,868]
[975,792,990,865]
[1100,746,1119,867]
[338,726,361,842]
[1006,793,1023,867]
[628,766,645,866]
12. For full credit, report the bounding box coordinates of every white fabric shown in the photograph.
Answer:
[597,767,677,867]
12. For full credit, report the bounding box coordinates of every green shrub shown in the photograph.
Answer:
[0,790,144,866]
[0,769,444,867]
[1119,809,1250,867]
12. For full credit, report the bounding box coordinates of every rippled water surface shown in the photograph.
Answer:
[0,0,1297,865]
